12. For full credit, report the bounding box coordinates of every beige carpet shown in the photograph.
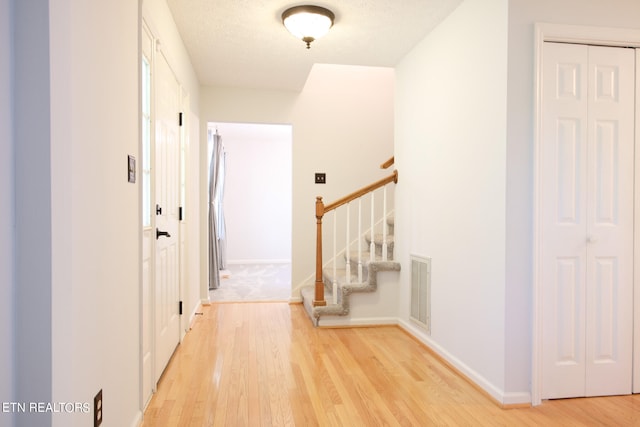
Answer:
[209,263,291,302]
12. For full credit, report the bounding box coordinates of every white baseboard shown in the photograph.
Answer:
[319,316,399,328]
[131,410,143,427]
[187,302,204,328]
[226,259,291,265]
[503,391,532,406]
[398,319,531,406]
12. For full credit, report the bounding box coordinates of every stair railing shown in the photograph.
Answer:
[313,168,398,307]
[380,156,395,169]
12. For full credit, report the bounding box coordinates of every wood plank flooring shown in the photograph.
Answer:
[141,303,640,426]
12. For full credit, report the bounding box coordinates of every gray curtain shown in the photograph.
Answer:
[208,131,227,290]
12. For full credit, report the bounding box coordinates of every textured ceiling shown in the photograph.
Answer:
[166,0,462,91]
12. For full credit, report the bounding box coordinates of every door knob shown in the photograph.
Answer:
[156,228,171,239]
[587,235,597,243]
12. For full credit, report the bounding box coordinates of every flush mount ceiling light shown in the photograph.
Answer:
[282,5,335,49]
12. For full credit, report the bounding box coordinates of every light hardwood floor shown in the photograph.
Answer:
[141,303,640,426]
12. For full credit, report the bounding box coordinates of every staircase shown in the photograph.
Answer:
[301,215,400,326]
[300,158,400,326]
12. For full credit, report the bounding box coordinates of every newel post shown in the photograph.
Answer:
[314,196,327,306]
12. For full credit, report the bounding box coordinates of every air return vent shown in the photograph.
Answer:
[410,255,431,333]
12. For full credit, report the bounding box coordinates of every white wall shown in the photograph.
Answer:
[49,1,141,425]
[504,0,640,396]
[49,1,74,424]
[13,0,54,425]
[200,64,395,297]
[0,0,14,425]
[395,0,510,402]
[12,0,147,425]
[211,123,292,263]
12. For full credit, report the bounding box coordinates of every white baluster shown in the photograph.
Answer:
[332,281,337,305]
[345,203,351,284]
[382,185,388,261]
[333,210,337,304]
[357,199,363,282]
[370,191,375,262]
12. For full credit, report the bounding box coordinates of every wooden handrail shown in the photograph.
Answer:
[313,169,398,307]
[324,170,398,214]
[380,156,394,169]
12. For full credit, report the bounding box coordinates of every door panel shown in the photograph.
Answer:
[555,257,580,363]
[542,42,589,399]
[541,42,634,399]
[585,45,634,397]
[154,50,181,383]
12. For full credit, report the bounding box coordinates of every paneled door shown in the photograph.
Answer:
[540,42,635,399]
[154,49,181,383]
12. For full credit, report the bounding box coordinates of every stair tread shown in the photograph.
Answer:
[346,251,394,263]
[366,233,395,245]
[322,262,400,285]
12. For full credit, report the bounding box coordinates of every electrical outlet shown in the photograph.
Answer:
[94,389,103,427]
[315,173,326,184]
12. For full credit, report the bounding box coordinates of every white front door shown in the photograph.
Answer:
[154,50,181,382]
[540,42,635,399]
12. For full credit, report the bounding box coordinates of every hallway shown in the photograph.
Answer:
[141,303,640,426]
[209,263,291,302]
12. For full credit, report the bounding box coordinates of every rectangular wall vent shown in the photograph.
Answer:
[410,255,431,333]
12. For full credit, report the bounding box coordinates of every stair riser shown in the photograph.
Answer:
[344,260,370,281]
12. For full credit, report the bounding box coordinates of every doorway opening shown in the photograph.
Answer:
[207,122,293,302]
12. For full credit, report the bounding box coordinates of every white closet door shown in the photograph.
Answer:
[541,42,634,399]
[154,50,181,384]
[584,45,634,396]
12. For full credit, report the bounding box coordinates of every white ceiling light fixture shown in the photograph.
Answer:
[282,5,335,49]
